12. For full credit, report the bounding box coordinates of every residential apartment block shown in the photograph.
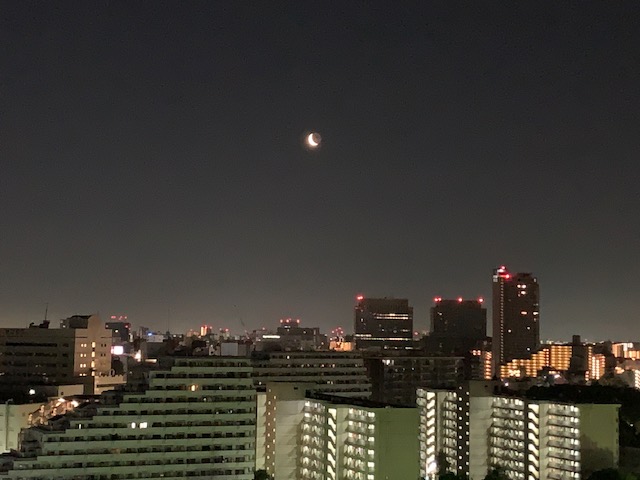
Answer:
[256,383,418,480]
[417,381,619,480]
[1,357,256,479]
[252,351,371,398]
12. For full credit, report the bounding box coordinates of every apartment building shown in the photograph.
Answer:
[1,357,256,479]
[252,351,371,398]
[299,394,419,480]
[417,381,619,480]
[255,382,418,480]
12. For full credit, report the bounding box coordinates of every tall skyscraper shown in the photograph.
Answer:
[429,298,487,354]
[492,266,540,375]
[353,296,413,350]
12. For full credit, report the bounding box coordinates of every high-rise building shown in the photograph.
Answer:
[3,357,256,479]
[492,266,540,375]
[417,381,619,480]
[353,296,413,350]
[298,394,419,480]
[255,383,419,480]
[430,298,487,354]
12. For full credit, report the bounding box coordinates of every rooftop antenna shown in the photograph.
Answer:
[233,305,248,337]
[44,302,49,322]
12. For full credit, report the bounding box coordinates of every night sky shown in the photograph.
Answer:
[1,2,639,341]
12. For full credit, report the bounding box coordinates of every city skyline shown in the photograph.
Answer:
[2,3,639,341]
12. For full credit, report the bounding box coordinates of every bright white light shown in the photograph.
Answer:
[111,345,124,355]
[305,132,321,149]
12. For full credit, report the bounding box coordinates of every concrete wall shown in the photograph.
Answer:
[377,408,420,480]
[0,403,41,453]
[579,403,620,476]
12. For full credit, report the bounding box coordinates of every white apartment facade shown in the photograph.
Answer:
[418,382,585,480]
[298,396,419,480]
[417,381,618,480]
[1,357,256,479]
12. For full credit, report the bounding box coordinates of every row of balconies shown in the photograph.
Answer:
[88,415,255,429]
[42,431,254,449]
[9,472,252,480]
[120,395,255,405]
[95,405,256,416]
[8,459,254,478]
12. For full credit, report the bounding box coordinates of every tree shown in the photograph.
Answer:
[439,472,468,480]
[587,469,638,480]
[484,467,510,480]
[254,470,272,480]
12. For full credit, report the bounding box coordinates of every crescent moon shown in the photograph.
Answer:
[307,133,319,147]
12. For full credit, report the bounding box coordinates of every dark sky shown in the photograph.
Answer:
[1,1,639,341]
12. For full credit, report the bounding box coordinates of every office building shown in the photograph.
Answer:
[430,298,487,354]
[492,266,540,375]
[0,315,112,393]
[2,357,256,479]
[417,381,619,480]
[256,318,327,351]
[105,316,131,343]
[353,296,413,350]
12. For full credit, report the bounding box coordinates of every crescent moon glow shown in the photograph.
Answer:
[307,133,319,147]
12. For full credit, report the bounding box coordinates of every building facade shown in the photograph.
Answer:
[0,315,112,392]
[417,381,619,480]
[492,267,540,376]
[430,298,487,355]
[354,297,413,350]
[364,354,466,406]
[298,395,419,480]
[2,357,256,479]
[251,351,371,398]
